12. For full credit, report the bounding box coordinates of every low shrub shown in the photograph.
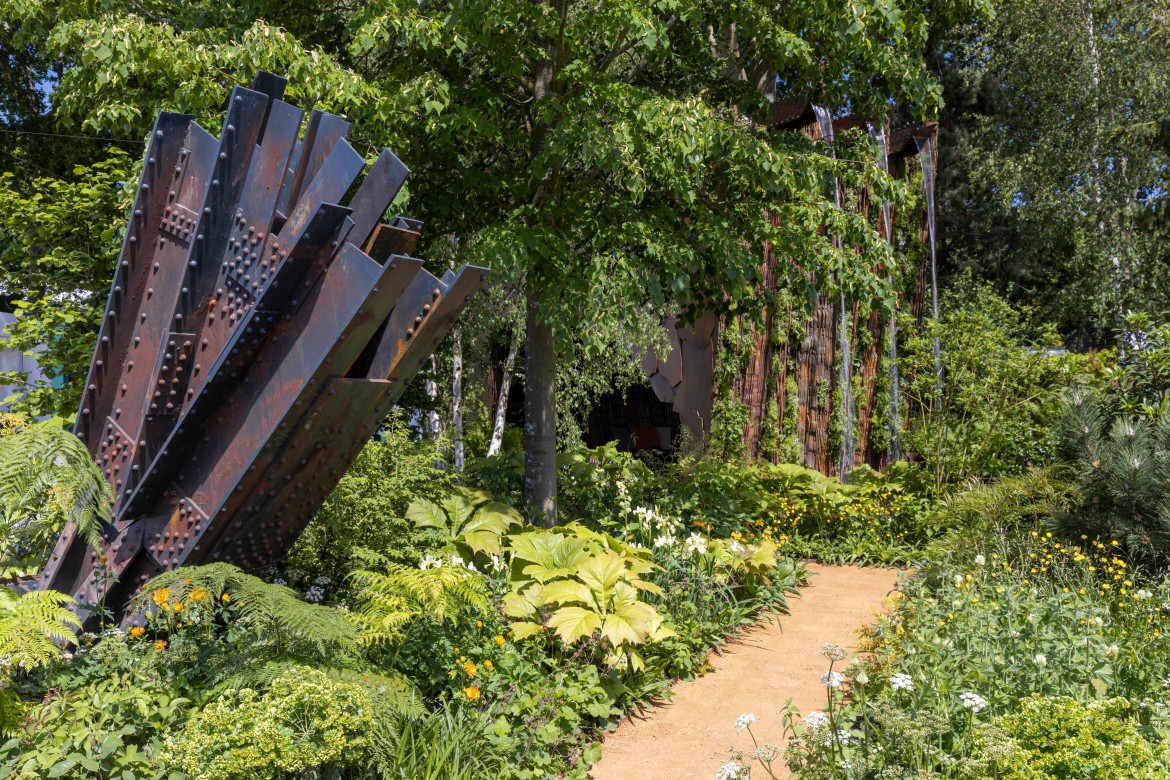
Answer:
[162,666,373,780]
[977,695,1170,780]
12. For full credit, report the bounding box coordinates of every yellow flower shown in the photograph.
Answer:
[221,593,231,602]
[154,640,167,652]
[189,587,209,602]
[99,554,108,563]
[476,621,483,628]
[495,635,505,645]
[484,660,494,671]
[129,626,145,638]
[465,685,481,701]
[464,661,477,677]
[173,602,184,613]
[152,588,171,606]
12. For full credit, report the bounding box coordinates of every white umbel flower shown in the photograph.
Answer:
[959,692,988,712]
[305,585,325,603]
[734,713,756,733]
[820,671,846,688]
[715,762,742,780]
[889,672,914,691]
[802,711,829,729]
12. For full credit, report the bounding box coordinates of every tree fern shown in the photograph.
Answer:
[0,417,111,564]
[351,563,487,646]
[0,585,80,671]
[132,563,356,653]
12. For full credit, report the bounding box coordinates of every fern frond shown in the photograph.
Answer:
[0,420,111,559]
[133,563,356,652]
[351,564,487,646]
[0,586,80,670]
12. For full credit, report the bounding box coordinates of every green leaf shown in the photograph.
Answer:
[547,607,602,644]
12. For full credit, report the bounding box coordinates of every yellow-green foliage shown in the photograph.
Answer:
[0,585,79,671]
[162,667,373,780]
[0,416,112,563]
[505,525,674,669]
[977,696,1170,780]
[351,562,488,646]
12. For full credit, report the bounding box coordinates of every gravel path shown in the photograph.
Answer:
[588,563,902,780]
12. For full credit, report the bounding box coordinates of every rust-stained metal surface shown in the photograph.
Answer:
[643,113,938,473]
[34,72,489,625]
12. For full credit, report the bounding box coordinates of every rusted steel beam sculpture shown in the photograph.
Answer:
[34,73,488,625]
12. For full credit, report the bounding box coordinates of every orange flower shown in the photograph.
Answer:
[463,661,477,677]
[153,640,167,651]
[476,620,483,628]
[189,587,209,602]
[494,635,505,645]
[129,626,145,638]
[152,588,171,606]
[464,685,481,701]
[173,602,184,613]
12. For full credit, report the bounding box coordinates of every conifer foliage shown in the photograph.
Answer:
[1055,390,1170,561]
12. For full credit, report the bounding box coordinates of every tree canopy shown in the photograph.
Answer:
[1,0,991,521]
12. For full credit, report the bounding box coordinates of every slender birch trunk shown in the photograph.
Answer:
[487,327,521,457]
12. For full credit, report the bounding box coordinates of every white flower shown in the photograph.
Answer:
[855,669,869,685]
[686,533,708,554]
[273,578,288,586]
[1034,653,1047,668]
[715,762,742,780]
[953,574,964,588]
[654,534,677,549]
[305,585,325,603]
[728,540,746,554]
[735,713,756,733]
[450,555,466,567]
[820,671,845,688]
[889,673,914,691]
[314,576,331,585]
[1105,644,1119,659]
[489,553,507,573]
[802,711,829,729]
[1135,589,1152,600]
[974,554,986,567]
[959,692,987,712]
[418,555,443,570]
[1091,616,1104,628]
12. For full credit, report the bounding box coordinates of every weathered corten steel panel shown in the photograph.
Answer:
[33,73,488,626]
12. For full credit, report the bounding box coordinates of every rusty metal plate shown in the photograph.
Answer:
[41,72,488,629]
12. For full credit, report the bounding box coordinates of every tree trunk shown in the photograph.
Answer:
[524,292,557,526]
[452,327,464,472]
[487,326,521,457]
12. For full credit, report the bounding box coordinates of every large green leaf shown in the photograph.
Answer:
[405,498,449,532]
[456,501,521,555]
[538,580,596,610]
[547,606,602,644]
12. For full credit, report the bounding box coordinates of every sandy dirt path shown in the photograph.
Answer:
[588,563,902,780]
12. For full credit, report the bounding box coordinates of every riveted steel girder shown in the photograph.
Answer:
[32,73,488,626]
